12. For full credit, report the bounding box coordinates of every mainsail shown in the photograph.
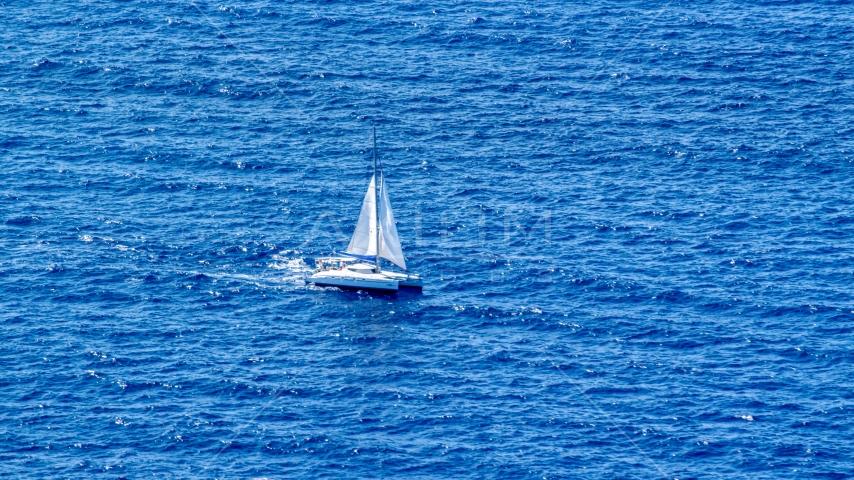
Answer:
[345,174,378,257]
[344,173,407,270]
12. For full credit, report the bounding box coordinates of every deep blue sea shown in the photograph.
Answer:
[3,1,854,478]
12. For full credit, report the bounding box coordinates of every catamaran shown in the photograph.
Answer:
[306,128,423,293]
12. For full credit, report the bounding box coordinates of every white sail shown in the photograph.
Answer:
[345,174,378,257]
[378,174,406,270]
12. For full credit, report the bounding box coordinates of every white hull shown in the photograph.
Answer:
[380,271,423,289]
[307,269,398,293]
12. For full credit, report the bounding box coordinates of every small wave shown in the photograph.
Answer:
[5,215,41,226]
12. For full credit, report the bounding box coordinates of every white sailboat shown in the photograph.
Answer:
[306,128,423,293]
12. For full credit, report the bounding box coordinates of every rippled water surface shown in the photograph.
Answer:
[2,1,854,478]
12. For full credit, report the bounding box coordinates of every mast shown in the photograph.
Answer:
[373,126,381,273]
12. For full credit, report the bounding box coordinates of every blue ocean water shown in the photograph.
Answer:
[2,0,854,477]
